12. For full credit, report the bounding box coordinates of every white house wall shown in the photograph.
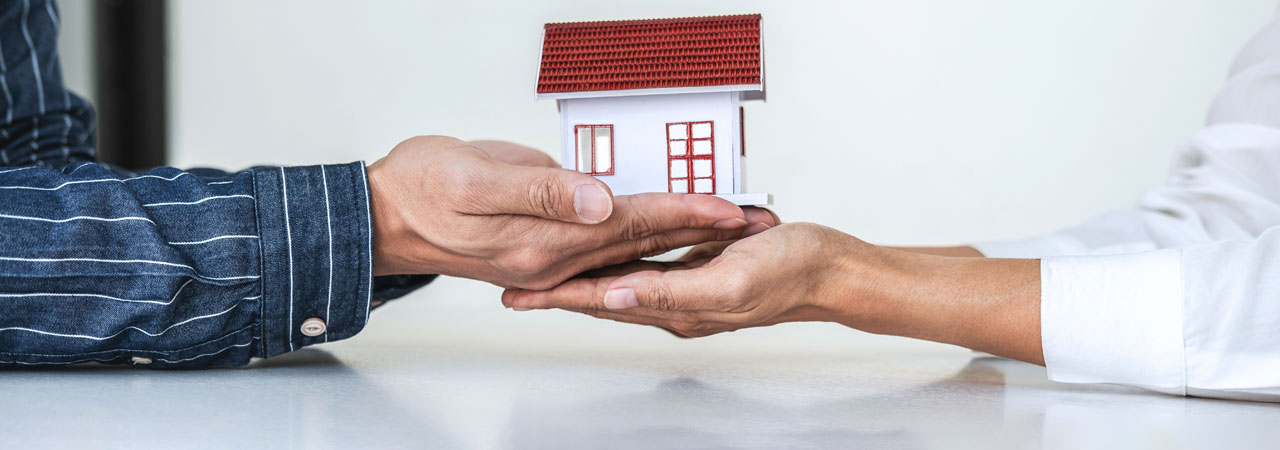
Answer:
[560,92,740,196]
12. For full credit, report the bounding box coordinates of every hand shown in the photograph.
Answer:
[468,139,560,168]
[503,222,1043,365]
[365,136,778,290]
[502,223,854,336]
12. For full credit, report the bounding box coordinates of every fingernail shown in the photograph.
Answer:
[603,288,638,309]
[513,306,532,312]
[743,223,771,237]
[574,184,612,223]
[713,218,748,229]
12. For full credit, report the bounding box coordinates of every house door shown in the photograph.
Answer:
[666,121,715,194]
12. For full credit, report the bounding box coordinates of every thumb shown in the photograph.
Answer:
[483,162,614,224]
[603,268,709,311]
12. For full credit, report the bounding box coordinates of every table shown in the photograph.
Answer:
[2,278,1276,449]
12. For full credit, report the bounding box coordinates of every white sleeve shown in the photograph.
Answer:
[982,14,1280,401]
[1041,228,1280,401]
[973,15,1280,259]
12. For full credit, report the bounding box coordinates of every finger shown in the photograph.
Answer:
[742,206,780,227]
[472,162,615,224]
[508,271,734,324]
[679,241,732,262]
[577,260,677,279]
[506,271,697,318]
[604,265,734,312]
[501,260,670,309]
[609,193,749,238]
[506,275,618,311]
[470,140,558,168]
[509,192,751,258]
[539,226,750,282]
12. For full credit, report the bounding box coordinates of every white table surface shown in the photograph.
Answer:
[3,277,1277,450]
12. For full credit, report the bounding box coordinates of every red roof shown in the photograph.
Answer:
[537,14,763,95]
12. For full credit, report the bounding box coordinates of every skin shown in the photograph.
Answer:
[504,222,1045,365]
[364,136,779,290]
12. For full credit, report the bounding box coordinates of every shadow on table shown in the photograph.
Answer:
[502,357,1280,450]
[0,349,456,449]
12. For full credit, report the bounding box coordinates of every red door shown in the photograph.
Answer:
[666,121,715,194]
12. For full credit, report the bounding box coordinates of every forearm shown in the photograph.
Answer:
[826,244,1043,364]
[0,162,429,367]
[888,246,983,257]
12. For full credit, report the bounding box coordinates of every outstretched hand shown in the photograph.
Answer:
[503,221,1045,365]
[366,136,777,290]
[502,223,856,336]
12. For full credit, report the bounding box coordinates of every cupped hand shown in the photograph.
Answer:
[365,136,778,289]
[502,222,871,337]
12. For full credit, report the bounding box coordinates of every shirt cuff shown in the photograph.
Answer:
[1040,249,1186,395]
[252,162,375,357]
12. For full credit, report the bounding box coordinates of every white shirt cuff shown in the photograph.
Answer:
[1040,249,1186,395]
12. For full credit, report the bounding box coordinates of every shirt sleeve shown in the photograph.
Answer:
[973,12,1280,400]
[972,15,1280,260]
[0,162,421,368]
[0,0,433,367]
[972,121,1280,259]
[1041,228,1280,402]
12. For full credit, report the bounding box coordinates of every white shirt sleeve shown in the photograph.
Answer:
[974,18,1280,260]
[973,13,1280,401]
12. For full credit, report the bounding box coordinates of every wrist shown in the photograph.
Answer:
[819,240,930,333]
[367,161,445,276]
[829,245,1043,363]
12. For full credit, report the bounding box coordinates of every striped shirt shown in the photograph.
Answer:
[0,0,433,367]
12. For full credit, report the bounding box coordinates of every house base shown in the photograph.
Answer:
[715,193,771,206]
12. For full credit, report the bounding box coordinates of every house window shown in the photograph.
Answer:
[666,121,715,194]
[574,125,614,175]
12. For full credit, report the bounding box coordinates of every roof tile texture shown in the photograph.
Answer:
[537,14,762,94]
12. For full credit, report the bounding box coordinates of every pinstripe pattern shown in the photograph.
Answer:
[280,167,295,352]
[321,166,333,342]
[0,1,431,369]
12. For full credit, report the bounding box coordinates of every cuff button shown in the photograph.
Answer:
[301,318,327,336]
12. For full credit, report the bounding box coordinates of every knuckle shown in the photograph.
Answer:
[788,222,832,240]
[500,248,555,279]
[721,274,750,299]
[648,282,680,311]
[526,175,565,218]
[443,167,486,202]
[586,278,616,311]
[621,211,659,241]
[635,234,678,259]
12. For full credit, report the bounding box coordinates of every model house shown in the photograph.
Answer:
[536,14,769,205]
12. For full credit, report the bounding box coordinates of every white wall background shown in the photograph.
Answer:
[165,0,1276,247]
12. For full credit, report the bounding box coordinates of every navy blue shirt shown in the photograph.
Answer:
[0,0,432,367]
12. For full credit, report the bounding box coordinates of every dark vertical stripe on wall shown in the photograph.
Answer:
[93,0,166,170]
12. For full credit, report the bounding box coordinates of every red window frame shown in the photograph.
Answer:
[573,124,615,176]
[666,121,715,194]
[739,107,746,157]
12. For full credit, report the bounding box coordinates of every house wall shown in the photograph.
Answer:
[560,92,740,196]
